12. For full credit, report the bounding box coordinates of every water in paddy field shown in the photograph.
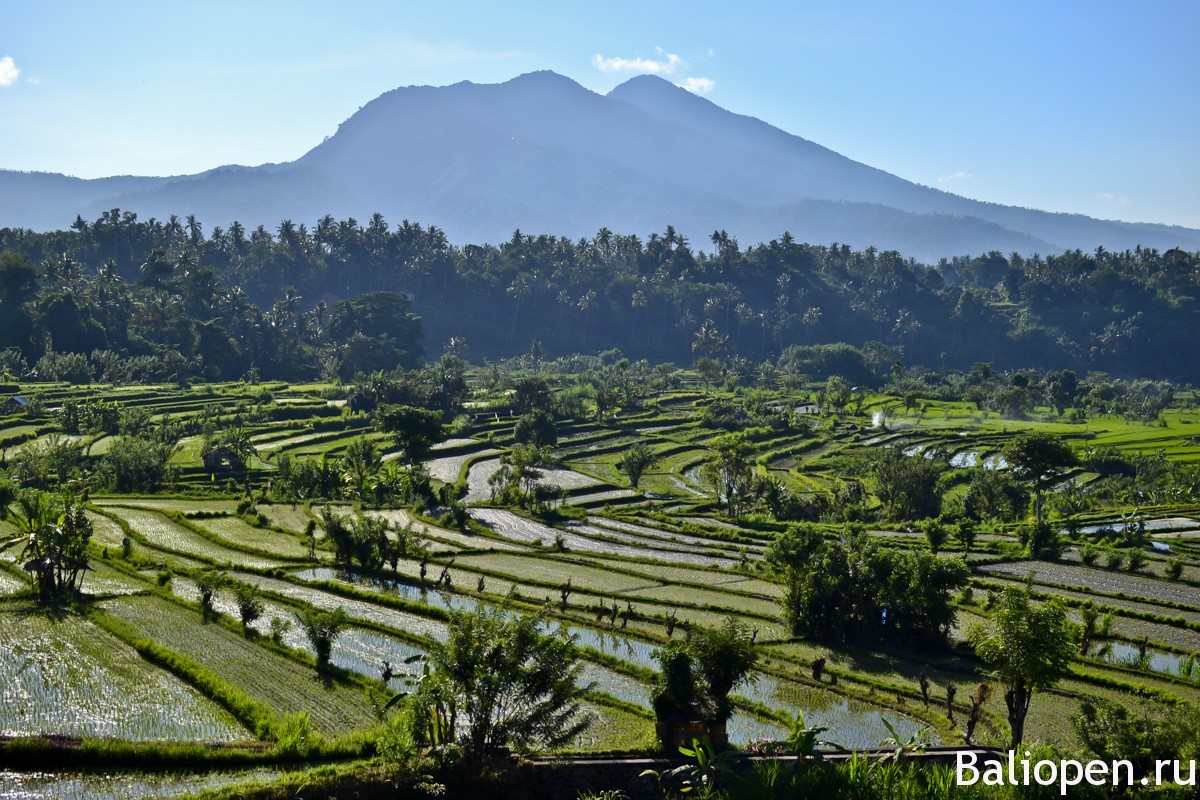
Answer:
[1074,518,1197,536]
[728,712,789,743]
[734,674,937,749]
[0,769,283,800]
[293,567,478,612]
[1098,641,1190,676]
[949,450,980,467]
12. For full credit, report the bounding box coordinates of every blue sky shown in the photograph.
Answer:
[3,1,1197,228]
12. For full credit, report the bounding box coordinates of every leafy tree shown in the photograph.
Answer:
[873,447,943,521]
[693,356,723,396]
[1003,432,1077,524]
[195,571,226,620]
[822,375,852,412]
[297,608,348,673]
[407,608,591,774]
[326,292,424,377]
[341,436,381,498]
[922,518,947,554]
[323,509,391,571]
[8,434,85,490]
[1073,700,1199,780]
[701,433,755,516]
[512,409,557,448]
[962,468,1028,522]
[99,435,178,492]
[1044,370,1079,415]
[233,582,264,634]
[1020,519,1064,560]
[376,404,444,465]
[954,518,978,553]
[617,441,659,489]
[511,376,552,415]
[767,525,967,644]
[0,470,15,516]
[489,444,552,511]
[967,588,1077,749]
[0,492,93,603]
[686,617,759,721]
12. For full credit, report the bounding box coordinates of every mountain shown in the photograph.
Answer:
[3,71,1198,260]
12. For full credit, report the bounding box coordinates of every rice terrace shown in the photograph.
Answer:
[4,4,1200,797]
[3,359,1200,798]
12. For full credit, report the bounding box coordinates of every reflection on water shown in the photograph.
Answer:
[1099,641,1188,676]
[0,769,284,800]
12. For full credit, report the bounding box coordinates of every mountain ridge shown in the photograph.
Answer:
[2,71,1197,260]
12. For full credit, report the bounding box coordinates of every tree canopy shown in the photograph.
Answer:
[968,588,1077,749]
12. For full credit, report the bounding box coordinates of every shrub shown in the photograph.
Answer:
[1166,558,1185,581]
[1125,549,1147,573]
[1103,549,1125,571]
[297,608,348,672]
[234,583,265,632]
[195,571,226,619]
[273,712,319,758]
[407,607,590,774]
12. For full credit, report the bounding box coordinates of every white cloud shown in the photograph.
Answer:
[592,52,684,75]
[1099,192,1129,207]
[937,170,972,185]
[677,76,716,94]
[0,56,20,87]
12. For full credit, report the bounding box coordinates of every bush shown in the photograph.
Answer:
[659,617,759,724]
[33,350,93,383]
[98,436,178,493]
[273,712,319,758]
[1125,549,1147,573]
[1021,520,1063,560]
[1103,549,1125,571]
[234,583,265,632]
[297,608,348,672]
[1166,558,1185,581]
[408,607,590,774]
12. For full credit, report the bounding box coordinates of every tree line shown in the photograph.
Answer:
[2,210,1198,381]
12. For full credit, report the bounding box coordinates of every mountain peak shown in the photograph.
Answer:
[608,73,693,101]
[3,70,1197,258]
[501,70,585,91]
[607,73,725,123]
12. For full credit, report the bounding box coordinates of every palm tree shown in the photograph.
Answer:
[185,214,203,246]
[342,437,382,499]
[1,494,92,603]
[507,275,533,342]
[692,319,728,358]
[577,290,597,349]
[802,306,822,345]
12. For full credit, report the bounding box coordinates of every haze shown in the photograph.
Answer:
[2,0,1197,229]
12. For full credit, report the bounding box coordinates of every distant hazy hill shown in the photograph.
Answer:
[4,71,1197,260]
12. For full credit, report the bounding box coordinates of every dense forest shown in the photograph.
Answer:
[1,209,1197,383]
